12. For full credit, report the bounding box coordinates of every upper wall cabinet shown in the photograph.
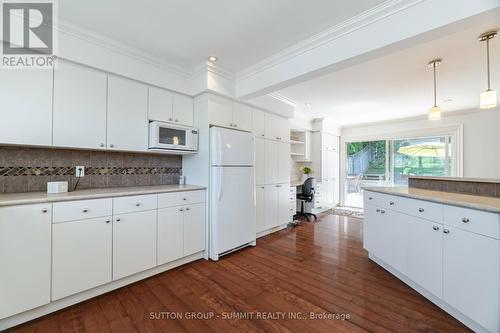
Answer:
[264,113,290,142]
[232,103,253,132]
[148,87,193,127]
[252,109,266,138]
[107,76,148,152]
[207,94,252,132]
[53,61,108,149]
[0,69,53,146]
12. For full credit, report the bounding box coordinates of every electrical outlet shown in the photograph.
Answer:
[75,166,85,177]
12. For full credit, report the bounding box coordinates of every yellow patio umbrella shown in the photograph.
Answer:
[397,142,445,157]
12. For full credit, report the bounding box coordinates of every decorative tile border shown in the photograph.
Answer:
[0,166,182,177]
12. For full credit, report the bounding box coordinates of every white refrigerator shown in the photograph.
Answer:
[209,126,256,261]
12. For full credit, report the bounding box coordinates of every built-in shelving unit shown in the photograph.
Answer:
[290,130,311,162]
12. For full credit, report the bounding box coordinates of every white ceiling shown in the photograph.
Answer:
[59,0,386,72]
[278,17,500,126]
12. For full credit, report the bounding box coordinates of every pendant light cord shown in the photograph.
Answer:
[433,63,437,107]
[486,37,491,90]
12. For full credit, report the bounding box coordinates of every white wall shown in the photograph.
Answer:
[341,107,500,179]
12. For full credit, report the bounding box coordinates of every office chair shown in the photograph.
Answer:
[295,177,317,222]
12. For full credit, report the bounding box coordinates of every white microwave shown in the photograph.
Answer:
[149,121,198,152]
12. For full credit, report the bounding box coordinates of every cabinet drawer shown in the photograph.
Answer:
[158,190,205,208]
[364,191,392,209]
[53,198,112,223]
[113,194,157,214]
[397,196,443,222]
[444,205,499,239]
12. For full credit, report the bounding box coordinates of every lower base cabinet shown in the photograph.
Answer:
[183,203,206,256]
[113,210,157,280]
[0,204,51,320]
[260,183,290,232]
[52,216,113,300]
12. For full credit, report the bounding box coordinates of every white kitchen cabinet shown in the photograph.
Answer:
[278,184,291,227]
[264,185,278,231]
[233,103,253,132]
[157,206,184,265]
[53,61,107,149]
[256,186,266,233]
[255,138,266,185]
[264,140,279,184]
[443,226,499,332]
[208,94,233,128]
[107,76,149,152]
[183,203,205,256]
[278,117,290,143]
[252,109,266,138]
[52,217,112,300]
[312,132,339,183]
[363,204,380,254]
[173,93,194,127]
[0,68,53,146]
[321,178,335,208]
[265,113,289,141]
[406,216,443,298]
[148,87,173,122]
[278,141,290,184]
[0,204,51,319]
[113,210,157,280]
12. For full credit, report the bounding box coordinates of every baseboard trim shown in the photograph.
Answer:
[256,223,288,238]
[368,253,490,333]
[0,251,205,331]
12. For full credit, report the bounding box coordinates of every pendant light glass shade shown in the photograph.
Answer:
[428,59,442,121]
[428,106,442,120]
[480,89,497,109]
[479,31,497,109]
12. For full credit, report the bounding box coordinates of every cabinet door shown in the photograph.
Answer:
[264,140,279,184]
[278,117,290,142]
[113,210,157,280]
[233,103,253,132]
[363,204,380,254]
[443,226,499,332]
[53,61,107,149]
[148,87,173,123]
[173,93,194,127]
[183,203,205,256]
[253,109,266,138]
[256,186,266,233]
[277,141,290,184]
[0,204,51,319]
[52,217,112,300]
[406,216,443,298]
[277,184,291,227]
[107,76,148,152]
[208,94,233,128]
[0,69,53,146]
[377,210,407,274]
[157,207,184,265]
[265,113,281,140]
[264,185,278,230]
[255,137,266,185]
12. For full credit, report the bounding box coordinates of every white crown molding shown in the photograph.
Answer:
[267,92,298,107]
[57,19,193,78]
[235,0,425,81]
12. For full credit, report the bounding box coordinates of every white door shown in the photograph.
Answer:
[211,167,255,255]
[208,94,233,128]
[233,103,253,132]
[183,203,206,256]
[52,217,112,300]
[0,204,51,319]
[253,109,266,138]
[173,93,194,127]
[278,142,290,184]
[0,68,53,146]
[157,207,184,265]
[148,87,173,123]
[210,127,254,166]
[265,113,281,140]
[256,186,266,233]
[113,210,157,280]
[107,76,148,152]
[53,61,107,149]
[406,216,443,298]
[255,138,266,185]
[443,226,499,332]
[264,185,278,230]
[265,140,279,184]
[277,184,291,227]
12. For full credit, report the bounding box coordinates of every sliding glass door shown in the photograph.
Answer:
[345,135,455,208]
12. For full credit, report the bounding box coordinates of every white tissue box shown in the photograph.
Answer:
[47,181,68,194]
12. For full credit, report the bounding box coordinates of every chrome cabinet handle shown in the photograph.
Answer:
[180,208,184,212]
[169,118,173,121]
[368,197,373,200]
[82,208,88,213]
[109,144,114,148]
[462,218,470,223]
[418,208,425,213]
[100,143,105,147]
[105,219,111,224]
[135,202,141,207]
[116,218,121,222]
[433,226,440,231]
[174,119,178,122]
[182,198,187,201]
[389,201,394,206]
[186,207,190,211]
[261,134,265,137]
[376,209,381,212]
[380,210,386,214]
[443,229,450,234]
[234,124,237,128]
[42,208,48,213]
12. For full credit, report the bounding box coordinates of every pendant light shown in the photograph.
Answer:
[428,59,442,120]
[479,31,498,109]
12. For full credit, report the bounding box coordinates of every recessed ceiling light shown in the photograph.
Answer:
[207,56,218,62]
[305,103,312,107]
[443,98,453,103]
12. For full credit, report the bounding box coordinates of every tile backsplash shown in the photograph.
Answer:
[408,177,500,198]
[0,146,182,193]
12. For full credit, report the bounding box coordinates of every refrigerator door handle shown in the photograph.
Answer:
[217,167,224,201]
[217,129,223,165]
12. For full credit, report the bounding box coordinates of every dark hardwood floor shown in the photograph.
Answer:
[10,214,471,333]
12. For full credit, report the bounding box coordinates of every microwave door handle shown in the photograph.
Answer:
[217,167,224,201]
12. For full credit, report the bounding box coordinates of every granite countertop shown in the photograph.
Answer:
[0,184,206,207]
[364,186,500,213]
